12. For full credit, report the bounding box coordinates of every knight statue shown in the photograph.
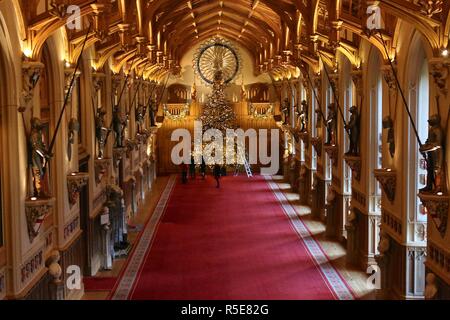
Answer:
[28,117,51,197]
[345,106,360,155]
[420,114,444,193]
[95,108,110,158]
[326,103,337,145]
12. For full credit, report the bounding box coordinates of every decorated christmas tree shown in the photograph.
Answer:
[200,70,237,132]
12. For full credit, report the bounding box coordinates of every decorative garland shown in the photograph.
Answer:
[249,103,274,119]
[163,104,190,121]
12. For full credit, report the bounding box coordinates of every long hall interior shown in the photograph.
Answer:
[0,0,449,300]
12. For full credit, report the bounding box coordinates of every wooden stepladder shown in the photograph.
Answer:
[234,154,253,177]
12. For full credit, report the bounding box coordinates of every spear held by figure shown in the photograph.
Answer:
[104,73,131,147]
[29,23,92,197]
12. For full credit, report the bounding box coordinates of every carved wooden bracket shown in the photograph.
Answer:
[329,73,339,93]
[381,64,398,92]
[429,59,449,97]
[324,144,338,167]
[92,72,106,94]
[345,155,362,181]
[64,66,81,102]
[22,60,44,107]
[67,172,89,207]
[299,131,310,148]
[113,147,127,167]
[311,137,322,157]
[136,131,149,145]
[25,197,55,243]
[418,192,449,238]
[125,138,139,156]
[95,158,112,184]
[374,168,396,202]
[351,69,363,99]
[418,0,443,18]
[111,74,123,96]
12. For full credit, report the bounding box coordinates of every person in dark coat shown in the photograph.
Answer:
[200,157,207,180]
[189,156,196,179]
[221,165,227,177]
[180,162,188,184]
[213,163,221,188]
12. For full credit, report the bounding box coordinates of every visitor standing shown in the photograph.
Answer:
[189,156,196,179]
[214,163,221,188]
[200,157,207,180]
[180,162,188,184]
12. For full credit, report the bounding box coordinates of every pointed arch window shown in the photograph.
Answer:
[416,58,429,223]
[311,78,318,171]
[342,59,353,193]
[325,79,333,180]
[368,52,383,211]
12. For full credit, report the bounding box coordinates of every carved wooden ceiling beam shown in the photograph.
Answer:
[378,0,445,53]
[176,29,260,56]
[168,16,271,49]
[157,2,281,41]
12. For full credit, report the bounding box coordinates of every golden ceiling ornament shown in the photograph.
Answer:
[193,37,242,86]
[418,0,443,18]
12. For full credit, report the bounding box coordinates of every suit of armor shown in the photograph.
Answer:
[326,103,337,145]
[95,108,109,158]
[345,106,360,155]
[29,117,50,196]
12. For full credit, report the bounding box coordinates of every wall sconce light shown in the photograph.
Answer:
[23,46,33,59]
[441,49,449,58]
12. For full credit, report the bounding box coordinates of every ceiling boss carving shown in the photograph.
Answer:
[418,0,443,18]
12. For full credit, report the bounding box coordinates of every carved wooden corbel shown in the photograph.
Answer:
[418,192,449,238]
[22,60,44,106]
[67,172,89,207]
[113,147,127,166]
[95,158,112,184]
[374,168,396,202]
[92,72,106,94]
[64,65,81,103]
[324,144,338,167]
[49,1,67,19]
[351,69,363,99]
[125,138,139,156]
[429,59,449,97]
[329,72,339,94]
[311,137,322,157]
[381,64,398,92]
[298,131,310,148]
[418,0,443,18]
[345,155,362,181]
[25,197,55,243]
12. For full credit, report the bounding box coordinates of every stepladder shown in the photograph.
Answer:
[234,156,253,177]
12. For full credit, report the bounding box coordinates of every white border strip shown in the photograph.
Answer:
[264,176,355,300]
[111,175,176,300]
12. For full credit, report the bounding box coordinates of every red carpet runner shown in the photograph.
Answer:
[112,175,354,300]
[84,277,117,292]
